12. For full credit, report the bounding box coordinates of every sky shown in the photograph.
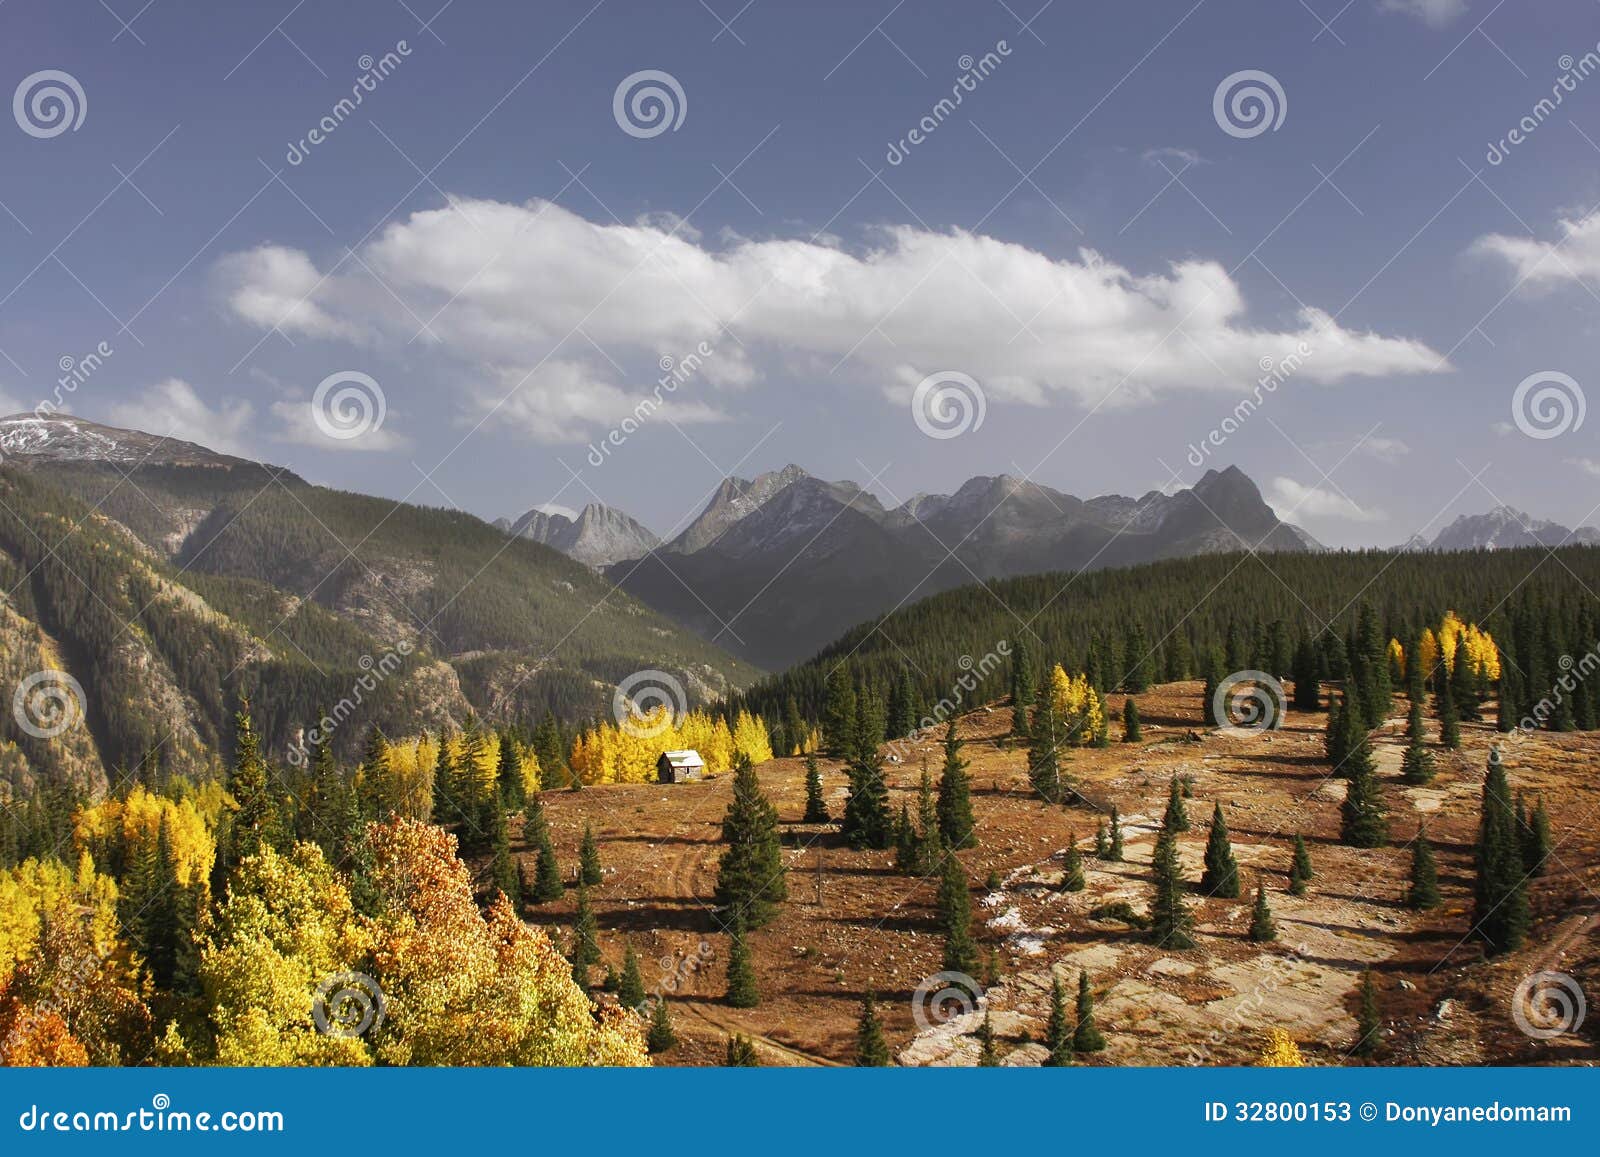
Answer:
[2,0,1599,548]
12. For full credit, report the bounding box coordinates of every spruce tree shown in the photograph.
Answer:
[1200,802,1240,898]
[1163,775,1189,833]
[841,695,891,850]
[1436,663,1461,749]
[578,822,603,885]
[1094,823,1110,859]
[1043,973,1074,1066]
[725,920,760,1008]
[490,803,520,907]
[936,719,977,849]
[1148,827,1194,949]
[430,728,457,828]
[1353,970,1381,1058]
[1340,745,1388,848]
[714,752,787,927]
[1407,825,1440,910]
[1324,692,1348,767]
[802,753,829,823]
[618,941,646,1009]
[228,703,282,864]
[496,733,525,809]
[1122,697,1141,742]
[1108,806,1124,862]
[1060,833,1085,892]
[530,818,564,903]
[938,855,980,977]
[1074,969,1106,1051]
[1125,623,1151,692]
[1400,699,1435,785]
[1473,748,1529,954]
[570,883,599,985]
[823,667,857,757]
[646,998,677,1053]
[855,992,891,1066]
[1336,693,1373,778]
[1289,833,1313,895]
[1010,641,1035,736]
[1248,881,1276,942]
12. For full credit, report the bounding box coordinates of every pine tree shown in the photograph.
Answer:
[530,818,564,903]
[1340,742,1388,848]
[1043,973,1074,1066]
[976,1009,999,1066]
[1289,833,1313,895]
[579,822,603,886]
[1436,662,1461,749]
[841,695,891,850]
[1473,748,1530,954]
[1163,775,1190,832]
[1407,825,1440,910]
[1094,823,1110,859]
[430,727,456,828]
[646,998,677,1053]
[893,803,916,872]
[1451,630,1481,721]
[1010,641,1035,736]
[983,944,1002,989]
[938,855,980,976]
[490,802,520,907]
[1247,881,1276,942]
[1060,833,1085,892]
[936,719,977,849]
[1124,623,1151,692]
[1324,692,1348,768]
[1336,693,1374,778]
[496,732,525,809]
[228,703,282,864]
[725,1034,760,1066]
[1148,827,1195,949]
[1122,697,1142,742]
[1108,806,1124,862]
[1353,970,1381,1058]
[725,920,760,1008]
[1200,802,1240,898]
[802,753,829,823]
[714,752,787,927]
[1074,969,1106,1052]
[1400,699,1435,784]
[570,883,599,985]
[618,941,646,1009]
[855,992,891,1066]
[823,667,857,757]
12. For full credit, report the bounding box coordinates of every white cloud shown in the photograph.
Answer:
[1356,435,1410,461]
[1471,211,1600,289]
[1142,146,1204,168]
[1267,476,1387,522]
[1379,0,1468,26]
[1567,457,1600,478]
[474,359,729,443]
[215,197,1448,442]
[106,379,255,458]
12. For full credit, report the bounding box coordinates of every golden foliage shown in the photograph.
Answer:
[568,709,771,785]
[1256,1027,1307,1066]
[1047,665,1108,745]
[75,786,215,888]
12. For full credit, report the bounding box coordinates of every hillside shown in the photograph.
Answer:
[0,416,755,791]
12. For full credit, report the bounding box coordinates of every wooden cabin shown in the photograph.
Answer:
[656,749,706,784]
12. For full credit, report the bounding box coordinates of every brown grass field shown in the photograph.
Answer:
[513,683,1599,1066]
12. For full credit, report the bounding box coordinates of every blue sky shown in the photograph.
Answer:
[2,0,1599,547]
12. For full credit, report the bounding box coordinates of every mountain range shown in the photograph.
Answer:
[1401,506,1600,552]
[583,464,1320,670]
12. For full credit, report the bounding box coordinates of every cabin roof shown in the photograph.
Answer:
[658,748,705,766]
